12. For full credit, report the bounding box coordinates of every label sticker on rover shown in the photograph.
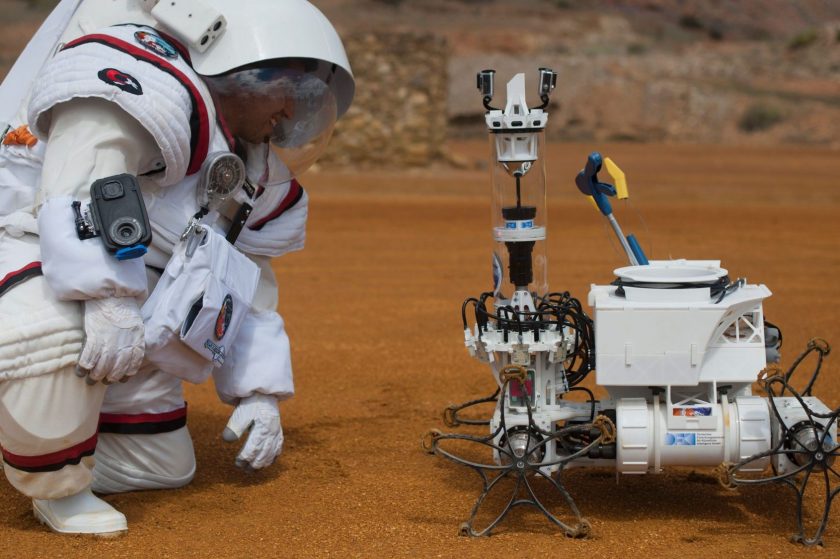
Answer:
[98,68,142,95]
[665,432,723,446]
[505,220,534,229]
[673,407,712,417]
[508,371,535,407]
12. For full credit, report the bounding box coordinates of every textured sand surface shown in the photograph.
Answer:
[1,142,839,558]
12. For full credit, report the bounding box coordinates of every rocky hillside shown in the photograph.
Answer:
[319,0,840,147]
[2,0,839,148]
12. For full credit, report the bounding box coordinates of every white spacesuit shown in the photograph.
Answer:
[0,0,354,535]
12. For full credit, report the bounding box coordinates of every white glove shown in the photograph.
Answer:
[222,394,284,470]
[77,296,145,384]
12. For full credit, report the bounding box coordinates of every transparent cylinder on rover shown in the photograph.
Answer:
[489,128,548,301]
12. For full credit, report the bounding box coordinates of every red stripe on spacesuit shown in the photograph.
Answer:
[248,180,304,231]
[216,112,236,151]
[0,261,42,298]
[98,405,187,435]
[62,34,210,176]
[1,434,97,473]
[99,405,187,425]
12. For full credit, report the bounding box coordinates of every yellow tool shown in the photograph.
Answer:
[604,157,628,199]
[587,156,627,210]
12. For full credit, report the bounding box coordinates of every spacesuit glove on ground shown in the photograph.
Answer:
[222,394,284,470]
[78,296,144,384]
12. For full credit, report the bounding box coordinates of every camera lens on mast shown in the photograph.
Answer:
[538,67,557,97]
[477,69,496,99]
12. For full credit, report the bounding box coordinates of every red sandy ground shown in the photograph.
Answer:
[1,141,839,558]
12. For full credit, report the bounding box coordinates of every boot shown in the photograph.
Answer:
[32,487,127,535]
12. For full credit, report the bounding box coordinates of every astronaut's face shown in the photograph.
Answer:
[217,92,294,144]
[204,59,338,180]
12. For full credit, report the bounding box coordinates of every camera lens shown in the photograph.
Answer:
[102,181,124,200]
[109,217,142,246]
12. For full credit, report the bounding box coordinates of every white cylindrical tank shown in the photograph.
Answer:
[615,396,771,473]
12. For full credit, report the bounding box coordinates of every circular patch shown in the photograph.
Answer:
[134,30,178,59]
[98,68,143,95]
[215,294,234,340]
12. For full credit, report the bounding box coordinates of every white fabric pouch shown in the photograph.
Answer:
[142,225,259,383]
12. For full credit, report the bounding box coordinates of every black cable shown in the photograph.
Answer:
[515,174,522,208]
[765,319,783,350]
[568,386,596,421]
[482,97,499,112]
[461,297,479,330]
[611,275,738,303]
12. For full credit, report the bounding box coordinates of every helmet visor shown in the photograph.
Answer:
[205,59,339,180]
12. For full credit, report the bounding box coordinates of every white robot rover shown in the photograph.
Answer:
[424,69,837,546]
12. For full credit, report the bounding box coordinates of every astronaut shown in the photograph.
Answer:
[0,0,354,535]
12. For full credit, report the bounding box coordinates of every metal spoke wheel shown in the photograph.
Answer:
[443,388,500,428]
[727,339,837,546]
[425,376,613,537]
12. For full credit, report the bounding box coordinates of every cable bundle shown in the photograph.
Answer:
[461,290,595,387]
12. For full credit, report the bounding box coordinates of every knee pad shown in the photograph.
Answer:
[0,368,104,500]
[92,426,195,495]
[0,274,84,382]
